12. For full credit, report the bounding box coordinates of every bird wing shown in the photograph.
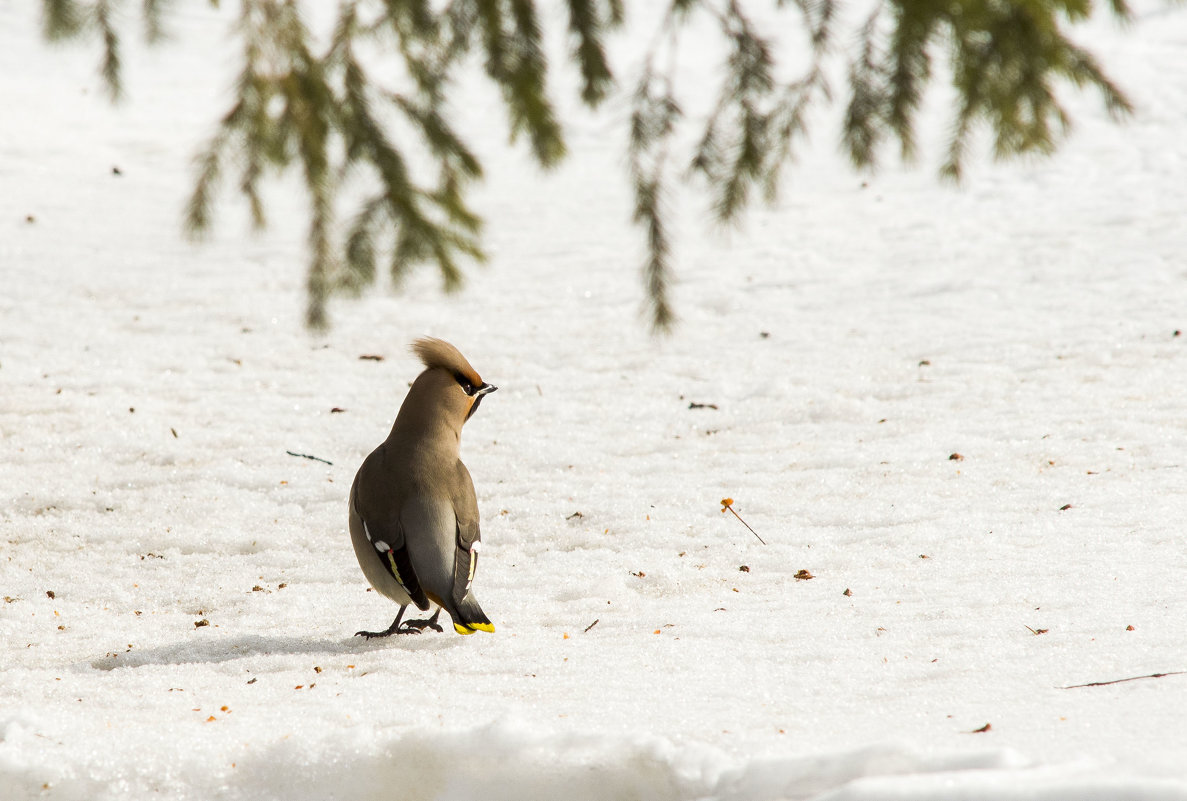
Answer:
[359,513,431,611]
[352,449,431,610]
[450,461,482,609]
[451,517,481,609]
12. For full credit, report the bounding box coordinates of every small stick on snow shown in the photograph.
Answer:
[720,498,766,545]
[286,450,333,466]
[583,618,599,633]
[1060,671,1186,689]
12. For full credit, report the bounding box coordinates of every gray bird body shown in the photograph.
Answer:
[349,338,496,637]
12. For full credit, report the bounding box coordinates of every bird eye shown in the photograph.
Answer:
[454,373,475,395]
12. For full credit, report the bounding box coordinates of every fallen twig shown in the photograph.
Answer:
[286,450,333,466]
[583,619,599,633]
[720,498,766,544]
[1061,671,1186,689]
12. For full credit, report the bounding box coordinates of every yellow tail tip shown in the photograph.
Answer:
[454,622,496,635]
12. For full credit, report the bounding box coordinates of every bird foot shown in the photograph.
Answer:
[354,608,442,638]
[403,617,444,633]
[354,625,421,638]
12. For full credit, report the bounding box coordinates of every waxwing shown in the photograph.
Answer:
[349,337,497,637]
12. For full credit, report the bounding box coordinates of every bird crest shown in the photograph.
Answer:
[411,337,482,386]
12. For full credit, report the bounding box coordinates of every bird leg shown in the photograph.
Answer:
[355,606,429,638]
[402,608,443,633]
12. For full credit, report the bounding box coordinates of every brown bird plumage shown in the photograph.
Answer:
[349,337,497,637]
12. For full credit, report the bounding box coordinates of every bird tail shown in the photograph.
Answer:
[450,593,494,635]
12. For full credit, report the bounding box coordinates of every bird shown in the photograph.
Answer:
[348,337,497,637]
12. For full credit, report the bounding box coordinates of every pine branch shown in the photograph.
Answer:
[629,57,681,332]
[339,47,486,292]
[38,0,1136,333]
[761,68,827,202]
[142,0,172,44]
[633,173,675,333]
[885,7,935,162]
[283,48,336,329]
[940,97,976,182]
[1104,0,1133,20]
[1062,42,1134,119]
[690,0,829,227]
[936,0,1132,180]
[843,3,887,169]
[388,94,483,179]
[802,0,837,51]
[43,0,86,40]
[567,0,618,106]
[184,137,225,237]
[506,0,566,166]
[342,203,378,294]
[95,0,123,101]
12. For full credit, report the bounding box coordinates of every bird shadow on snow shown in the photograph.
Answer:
[85,631,457,671]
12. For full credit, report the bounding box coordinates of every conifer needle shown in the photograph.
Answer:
[721,498,766,544]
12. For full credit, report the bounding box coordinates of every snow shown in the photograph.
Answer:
[3,1,1187,799]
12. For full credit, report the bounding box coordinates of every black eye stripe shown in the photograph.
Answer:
[453,372,476,395]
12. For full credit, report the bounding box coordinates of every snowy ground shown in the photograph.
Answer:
[2,2,1187,799]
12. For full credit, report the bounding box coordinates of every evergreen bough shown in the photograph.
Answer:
[42,0,1132,331]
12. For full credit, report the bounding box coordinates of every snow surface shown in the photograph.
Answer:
[3,1,1187,799]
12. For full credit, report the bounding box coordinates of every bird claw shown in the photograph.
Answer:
[354,608,442,638]
[354,625,421,638]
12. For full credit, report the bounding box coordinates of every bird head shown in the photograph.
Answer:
[403,337,497,432]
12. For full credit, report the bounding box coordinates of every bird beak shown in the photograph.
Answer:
[465,383,496,422]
